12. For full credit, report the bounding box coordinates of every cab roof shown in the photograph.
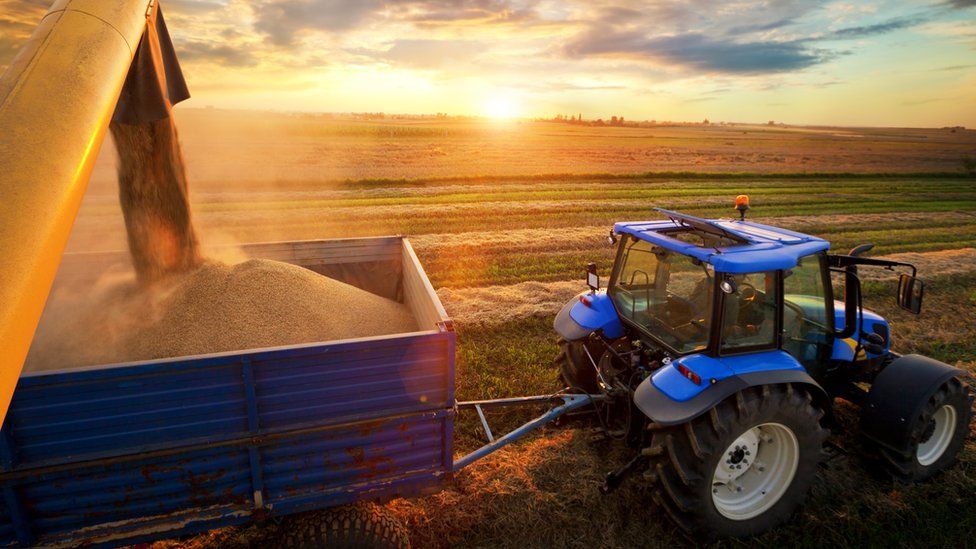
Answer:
[613,209,830,273]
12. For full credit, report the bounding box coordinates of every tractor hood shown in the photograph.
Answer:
[831,301,891,361]
[554,290,624,341]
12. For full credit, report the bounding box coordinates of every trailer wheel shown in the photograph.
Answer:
[281,503,410,549]
[554,337,599,393]
[643,384,828,542]
[874,376,973,481]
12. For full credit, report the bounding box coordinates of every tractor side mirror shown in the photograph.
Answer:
[607,228,618,247]
[849,243,875,257]
[586,262,600,291]
[897,274,923,314]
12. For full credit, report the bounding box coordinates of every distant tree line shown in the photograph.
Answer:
[546,114,631,126]
[537,115,748,128]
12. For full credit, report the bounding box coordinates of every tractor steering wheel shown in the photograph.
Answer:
[739,282,758,305]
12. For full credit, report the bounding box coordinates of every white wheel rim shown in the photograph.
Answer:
[711,423,800,521]
[917,405,957,466]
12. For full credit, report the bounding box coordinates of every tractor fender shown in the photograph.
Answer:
[553,291,624,341]
[634,368,829,426]
[860,354,963,457]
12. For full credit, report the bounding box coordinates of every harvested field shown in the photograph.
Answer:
[42,114,975,547]
[26,259,416,371]
[80,112,976,187]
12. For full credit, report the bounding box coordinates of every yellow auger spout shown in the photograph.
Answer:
[0,0,152,422]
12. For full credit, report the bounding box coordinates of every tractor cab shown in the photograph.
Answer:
[556,206,925,380]
[607,209,837,373]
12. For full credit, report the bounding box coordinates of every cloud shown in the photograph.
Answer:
[944,0,976,8]
[165,0,228,15]
[399,0,539,26]
[252,0,383,46]
[348,39,483,69]
[825,16,927,39]
[250,0,538,46]
[726,17,798,35]
[178,39,258,66]
[562,30,831,74]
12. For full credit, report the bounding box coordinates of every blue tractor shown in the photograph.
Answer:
[554,198,973,541]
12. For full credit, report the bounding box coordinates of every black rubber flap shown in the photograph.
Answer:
[112,4,189,124]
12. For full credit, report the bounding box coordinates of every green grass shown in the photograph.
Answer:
[180,178,976,212]
[334,171,974,189]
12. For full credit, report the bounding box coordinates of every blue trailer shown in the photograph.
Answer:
[0,238,445,546]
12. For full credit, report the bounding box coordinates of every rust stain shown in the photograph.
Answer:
[344,447,395,480]
[357,418,386,438]
[184,468,227,506]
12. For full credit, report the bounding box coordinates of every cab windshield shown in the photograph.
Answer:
[609,236,713,353]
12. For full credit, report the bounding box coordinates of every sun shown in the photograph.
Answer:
[484,96,520,119]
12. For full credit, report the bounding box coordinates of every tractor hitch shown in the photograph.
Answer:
[600,454,647,494]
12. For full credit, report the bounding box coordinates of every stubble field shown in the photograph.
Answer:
[64,112,976,548]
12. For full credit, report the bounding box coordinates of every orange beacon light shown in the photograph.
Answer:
[735,195,750,220]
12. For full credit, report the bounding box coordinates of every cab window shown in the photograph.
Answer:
[609,236,713,353]
[783,253,834,370]
[721,271,779,351]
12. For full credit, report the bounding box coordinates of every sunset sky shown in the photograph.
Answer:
[2,0,975,126]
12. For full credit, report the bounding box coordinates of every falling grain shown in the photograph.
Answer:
[110,117,202,283]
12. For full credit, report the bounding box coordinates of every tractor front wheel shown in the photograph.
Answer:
[874,376,973,481]
[554,337,600,394]
[643,384,828,542]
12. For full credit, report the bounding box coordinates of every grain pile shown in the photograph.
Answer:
[25,259,417,372]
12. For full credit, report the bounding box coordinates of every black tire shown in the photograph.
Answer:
[875,376,973,481]
[280,503,410,549]
[554,337,600,393]
[643,384,829,542]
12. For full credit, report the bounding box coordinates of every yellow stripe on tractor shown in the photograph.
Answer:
[842,337,868,361]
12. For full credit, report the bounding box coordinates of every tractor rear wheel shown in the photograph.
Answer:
[643,384,828,542]
[554,337,599,393]
[874,376,973,481]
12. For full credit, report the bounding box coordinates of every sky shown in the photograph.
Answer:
[1,0,975,126]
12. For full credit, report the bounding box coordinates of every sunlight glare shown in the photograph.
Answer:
[484,95,520,119]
